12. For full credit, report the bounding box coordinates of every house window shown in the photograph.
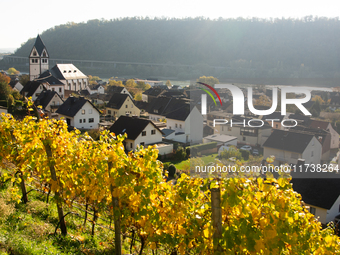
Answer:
[175,124,178,128]
[126,105,128,108]
[140,142,145,147]
[52,88,55,91]
[309,207,316,215]
[180,124,182,129]
[142,131,146,136]
[151,129,156,135]
[275,124,278,128]
[89,109,92,114]
[240,127,257,137]
[291,153,299,159]
[35,59,38,63]
[243,137,246,141]
[130,143,133,149]
[83,119,86,123]
[82,109,85,114]
[89,118,94,123]
[59,88,62,93]
[31,59,35,63]
[79,119,82,123]
[108,110,112,115]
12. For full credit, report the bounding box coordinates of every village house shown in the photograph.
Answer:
[56,96,101,130]
[20,81,47,101]
[207,111,272,147]
[308,119,339,149]
[142,87,166,102]
[291,177,340,225]
[262,111,291,130]
[35,70,66,98]
[263,129,322,165]
[291,125,331,163]
[146,97,190,122]
[109,115,173,155]
[161,105,203,144]
[106,85,132,98]
[86,84,105,94]
[9,79,24,92]
[106,93,140,118]
[35,90,64,118]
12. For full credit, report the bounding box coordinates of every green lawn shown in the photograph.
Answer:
[163,153,219,170]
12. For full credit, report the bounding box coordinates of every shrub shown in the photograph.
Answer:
[174,146,186,161]
[220,147,242,160]
[168,164,176,178]
[240,149,250,161]
[163,162,170,171]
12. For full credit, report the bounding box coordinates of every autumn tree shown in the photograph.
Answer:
[166,80,172,88]
[125,79,136,88]
[6,67,20,75]
[107,78,124,87]
[197,76,219,86]
[134,92,142,101]
[312,95,325,104]
[0,73,11,100]
[88,75,101,85]
[255,95,272,107]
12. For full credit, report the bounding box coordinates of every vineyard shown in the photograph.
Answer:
[0,112,340,254]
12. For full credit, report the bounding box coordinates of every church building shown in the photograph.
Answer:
[28,35,89,98]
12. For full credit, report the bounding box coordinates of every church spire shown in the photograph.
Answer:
[29,35,49,81]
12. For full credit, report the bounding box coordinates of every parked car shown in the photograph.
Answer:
[240,145,252,151]
[252,149,259,156]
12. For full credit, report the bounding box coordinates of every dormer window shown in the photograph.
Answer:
[69,70,71,73]
[74,70,77,73]
[33,50,37,56]
[43,52,47,57]
[63,70,67,73]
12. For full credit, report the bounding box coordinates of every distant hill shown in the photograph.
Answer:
[11,17,340,82]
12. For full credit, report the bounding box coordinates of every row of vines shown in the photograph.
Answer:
[0,112,340,254]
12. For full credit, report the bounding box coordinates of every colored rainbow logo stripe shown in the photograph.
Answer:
[197,82,223,106]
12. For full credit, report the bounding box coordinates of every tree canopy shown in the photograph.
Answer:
[12,17,340,81]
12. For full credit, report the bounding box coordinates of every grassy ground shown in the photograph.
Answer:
[0,168,141,255]
[164,153,219,170]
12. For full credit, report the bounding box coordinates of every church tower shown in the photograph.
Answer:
[29,35,49,81]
